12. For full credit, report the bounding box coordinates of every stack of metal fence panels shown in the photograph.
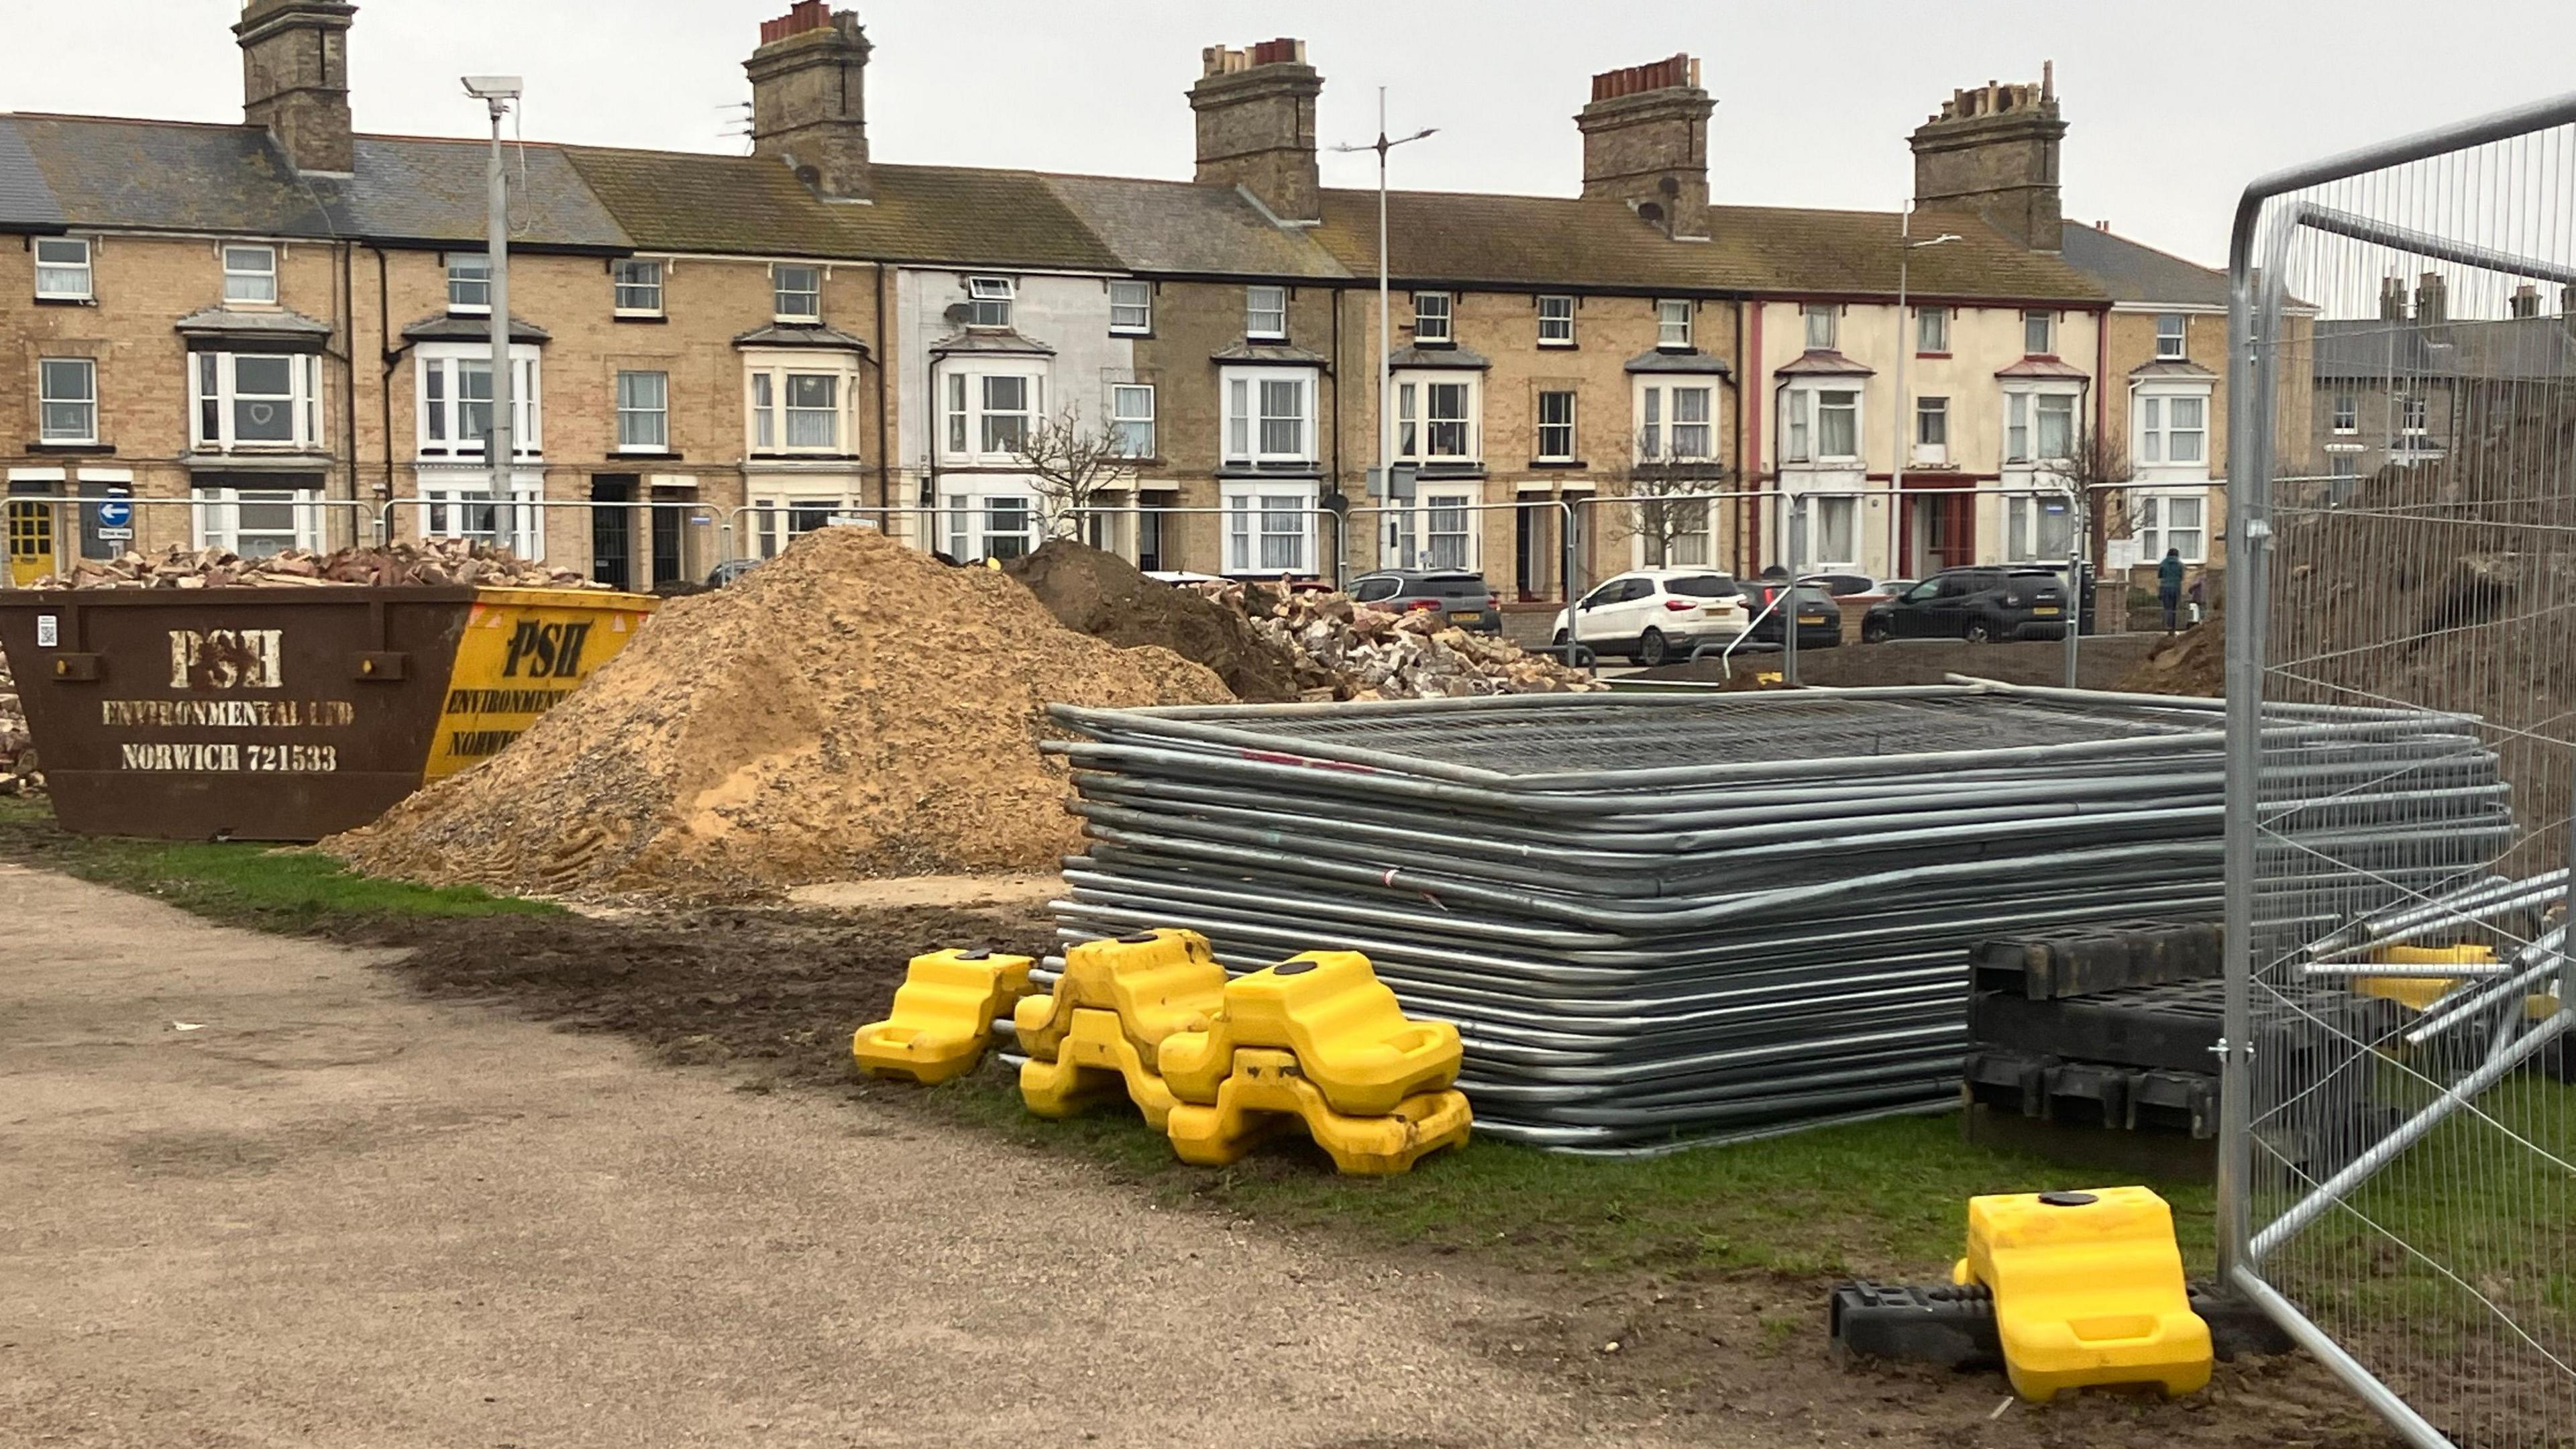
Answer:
[1044,685,2510,1152]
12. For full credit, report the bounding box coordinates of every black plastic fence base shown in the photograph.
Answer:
[1829,1281,2295,1370]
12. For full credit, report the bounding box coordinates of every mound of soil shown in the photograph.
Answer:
[2121,610,2226,698]
[1005,541,1301,702]
[328,528,1230,898]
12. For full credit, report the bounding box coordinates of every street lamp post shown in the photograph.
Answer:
[1888,207,1959,580]
[464,76,523,533]
[1334,92,1436,576]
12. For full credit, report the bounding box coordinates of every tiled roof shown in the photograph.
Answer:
[174,306,333,337]
[1389,343,1490,369]
[2129,359,2218,380]
[2059,223,2229,307]
[1995,357,2090,378]
[733,322,870,351]
[342,138,629,250]
[401,312,551,343]
[1777,349,1874,376]
[1043,173,1346,278]
[4,115,335,237]
[2314,315,2576,380]
[930,327,1055,356]
[1212,341,1329,364]
[0,119,66,231]
[1627,348,1732,374]
[1309,189,2108,303]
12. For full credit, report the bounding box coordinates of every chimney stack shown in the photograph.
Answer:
[747,2,872,201]
[1909,63,2066,252]
[236,0,356,176]
[1189,39,1323,223]
[1575,55,1713,241]
[2415,271,2448,324]
[2510,282,2541,319]
[2380,275,2409,321]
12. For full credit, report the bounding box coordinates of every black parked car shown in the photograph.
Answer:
[1348,569,1503,634]
[1860,566,2072,643]
[1738,581,1843,649]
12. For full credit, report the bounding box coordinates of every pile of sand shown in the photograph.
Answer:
[1004,541,1302,702]
[329,528,1228,898]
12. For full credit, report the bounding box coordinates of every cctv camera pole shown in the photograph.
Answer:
[480,87,516,525]
[1334,95,1436,582]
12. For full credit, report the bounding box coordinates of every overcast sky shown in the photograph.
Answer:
[15,1,2576,268]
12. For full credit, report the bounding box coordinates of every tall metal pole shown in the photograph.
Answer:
[1378,87,1393,573]
[483,94,515,526]
[1890,205,1910,580]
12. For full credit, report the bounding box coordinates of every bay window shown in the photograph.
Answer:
[1222,480,1316,574]
[193,352,323,451]
[748,486,868,559]
[1423,490,1474,570]
[2005,492,2078,563]
[418,483,543,559]
[2006,390,2076,464]
[747,354,863,458]
[942,486,1041,562]
[2134,491,2209,564]
[417,347,541,460]
[935,364,1045,462]
[1807,494,1858,570]
[1221,368,1313,465]
[1395,376,1479,462]
[1638,383,1715,462]
[2137,393,2207,466]
[191,485,322,558]
[1781,386,1856,463]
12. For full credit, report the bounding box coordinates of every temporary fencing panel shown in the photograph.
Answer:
[2224,96,2576,1447]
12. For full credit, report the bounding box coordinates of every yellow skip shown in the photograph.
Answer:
[1955,1186,2212,1402]
[1163,1049,1472,1176]
[850,949,1034,1085]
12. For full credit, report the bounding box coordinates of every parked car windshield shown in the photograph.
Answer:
[1665,574,1739,598]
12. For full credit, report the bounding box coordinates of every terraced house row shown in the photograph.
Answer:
[0,0,2232,600]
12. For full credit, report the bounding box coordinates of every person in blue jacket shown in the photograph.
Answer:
[2157,548,2186,632]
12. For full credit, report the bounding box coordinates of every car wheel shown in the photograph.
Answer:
[1861,616,1891,644]
[1964,617,1994,644]
[1552,629,1570,646]
[1638,628,1671,667]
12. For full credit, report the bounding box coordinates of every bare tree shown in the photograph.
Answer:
[1612,427,1731,569]
[1008,408,1140,543]
[2057,424,2133,564]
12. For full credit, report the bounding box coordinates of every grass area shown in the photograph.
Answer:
[0,796,555,930]
[925,1069,2218,1282]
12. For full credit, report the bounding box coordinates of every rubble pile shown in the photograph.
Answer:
[329,527,1230,898]
[45,538,604,591]
[0,655,35,798]
[1004,542,1302,702]
[1207,584,1605,700]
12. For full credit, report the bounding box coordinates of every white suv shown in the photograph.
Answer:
[1549,570,1750,666]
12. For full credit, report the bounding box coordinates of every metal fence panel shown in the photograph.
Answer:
[2227,97,2576,1448]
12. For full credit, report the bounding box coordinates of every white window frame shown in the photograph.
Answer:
[2022,309,2055,357]
[939,482,1043,564]
[1917,305,1949,354]
[1220,366,1314,465]
[616,369,670,453]
[38,358,97,445]
[1636,380,1717,463]
[967,276,1014,329]
[613,258,665,317]
[414,343,542,461]
[36,237,92,302]
[2004,492,2080,564]
[2155,313,2187,360]
[1536,388,1577,462]
[1416,488,1477,572]
[1633,497,1714,570]
[1246,285,1288,341]
[1656,299,1693,350]
[2133,489,2210,566]
[1914,395,1949,466]
[223,244,278,306]
[1803,303,1837,351]
[191,484,324,558]
[1220,478,1317,575]
[1412,292,1452,343]
[1803,493,1860,574]
[2330,389,2357,434]
[746,351,865,458]
[2135,390,2208,468]
[2004,386,2080,466]
[417,479,544,559]
[1393,372,1481,464]
[1781,384,1858,464]
[773,264,822,323]
[1109,279,1152,335]
[192,352,324,453]
[1110,383,1155,458]
[1537,294,1575,347]
[747,482,870,559]
[447,252,492,315]
[935,362,1046,464]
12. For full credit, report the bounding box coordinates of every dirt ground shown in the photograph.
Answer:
[1632,635,2164,691]
[1,863,2396,1448]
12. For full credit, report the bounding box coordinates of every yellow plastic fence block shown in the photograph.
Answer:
[2357,943,2501,1012]
[1016,1008,1183,1129]
[1158,951,1462,1116]
[1163,1049,1472,1176]
[1012,928,1226,1070]
[1960,1187,2212,1403]
[849,949,1034,1085]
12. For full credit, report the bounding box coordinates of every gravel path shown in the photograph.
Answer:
[0,863,1682,1449]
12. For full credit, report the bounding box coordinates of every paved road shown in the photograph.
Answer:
[0,863,1681,1449]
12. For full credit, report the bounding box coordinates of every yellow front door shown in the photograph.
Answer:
[6,496,59,586]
